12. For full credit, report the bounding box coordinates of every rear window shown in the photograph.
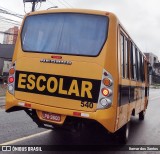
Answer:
[21,13,108,56]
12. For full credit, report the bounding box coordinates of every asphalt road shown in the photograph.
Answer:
[0,88,160,154]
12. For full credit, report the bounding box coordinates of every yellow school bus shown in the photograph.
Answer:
[6,9,149,143]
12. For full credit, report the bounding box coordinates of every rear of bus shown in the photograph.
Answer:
[6,9,119,133]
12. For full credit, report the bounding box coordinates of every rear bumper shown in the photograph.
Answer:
[5,91,116,133]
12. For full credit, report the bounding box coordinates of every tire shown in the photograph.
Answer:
[139,110,145,120]
[118,122,130,144]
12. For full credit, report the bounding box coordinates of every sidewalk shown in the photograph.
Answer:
[0,84,7,97]
[0,96,5,106]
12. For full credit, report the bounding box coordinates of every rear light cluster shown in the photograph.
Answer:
[97,69,113,109]
[8,64,15,95]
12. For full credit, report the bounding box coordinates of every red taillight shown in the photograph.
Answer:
[8,76,14,83]
[102,88,110,96]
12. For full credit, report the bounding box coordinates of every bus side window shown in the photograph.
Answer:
[139,53,144,82]
[136,49,141,81]
[142,57,149,83]
[131,43,137,80]
[121,33,129,79]
[142,57,146,81]
[125,38,129,79]
[120,34,125,78]
[130,42,133,79]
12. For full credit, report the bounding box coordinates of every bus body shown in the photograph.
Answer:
[6,9,149,142]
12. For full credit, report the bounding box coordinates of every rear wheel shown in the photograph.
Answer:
[139,110,145,120]
[118,122,130,144]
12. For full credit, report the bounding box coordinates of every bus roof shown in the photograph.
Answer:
[25,8,112,17]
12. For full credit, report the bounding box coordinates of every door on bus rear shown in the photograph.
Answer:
[14,12,109,112]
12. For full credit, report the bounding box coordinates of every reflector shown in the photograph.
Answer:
[25,103,31,108]
[9,68,15,75]
[103,78,111,86]
[73,112,81,116]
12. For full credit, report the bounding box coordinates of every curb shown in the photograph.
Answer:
[0,97,5,100]
[0,97,5,107]
[0,100,5,107]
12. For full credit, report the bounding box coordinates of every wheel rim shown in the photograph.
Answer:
[126,125,129,140]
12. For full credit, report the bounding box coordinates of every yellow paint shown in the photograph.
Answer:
[6,9,149,135]
[27,74,35,90]
[36,75,46,91]
[68,80,80,96]
[18,74,27,89]
[81,81,92,98]
[59,78,67,95]
[47,77,58,93]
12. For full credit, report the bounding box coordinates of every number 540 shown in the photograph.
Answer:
[81,101,93,108]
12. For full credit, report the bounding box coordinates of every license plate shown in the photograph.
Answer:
[42,112,61,122]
